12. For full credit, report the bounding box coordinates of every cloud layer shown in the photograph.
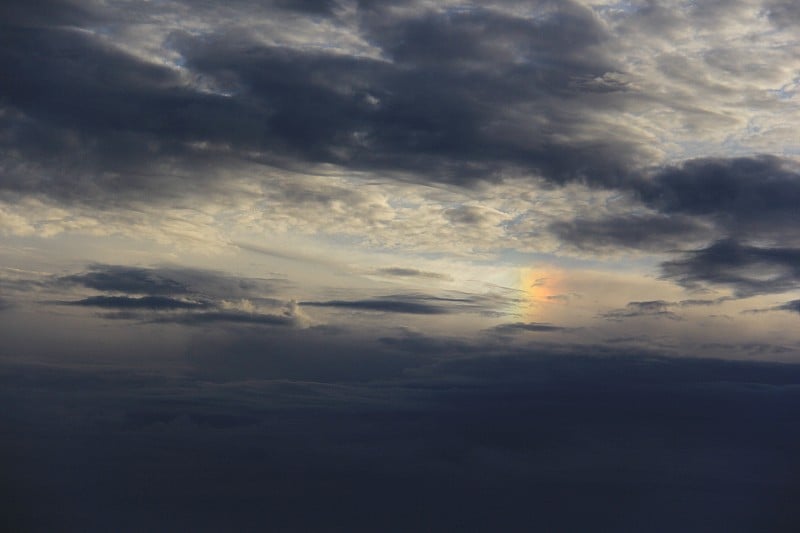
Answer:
[3,3,800,529]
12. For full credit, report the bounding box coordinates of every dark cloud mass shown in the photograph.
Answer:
[639,156,800,240]
[661,239,800,297]
[552,155,800,296]
[61,266,190,295]
[0,0,649,204]
[2,351,800,531]
[550,213,710,251]
[557,155,800,245]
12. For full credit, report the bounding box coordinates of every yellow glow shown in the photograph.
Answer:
[519,268,561,319]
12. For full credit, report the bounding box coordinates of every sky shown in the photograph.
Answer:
[2,1,800,531]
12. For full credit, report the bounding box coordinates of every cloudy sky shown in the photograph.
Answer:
[2,1,800,530]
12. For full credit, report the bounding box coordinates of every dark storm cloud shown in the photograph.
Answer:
[0,25,259,200]
[637,155,800,239]
[549,154,800,297]
[550,213,709,251]
[661,239,800,297]
[170,2,637,185]
[490,322,567,334]
[0,0,105,28]
[600,300,681,321]
[554,155,800,253]
[61,295,209,310]
[0,0,647,205]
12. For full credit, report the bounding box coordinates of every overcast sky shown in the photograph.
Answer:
[2,1,800,531]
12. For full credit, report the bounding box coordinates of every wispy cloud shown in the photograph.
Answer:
[600,301,682,321]
[58,295,210,310]
[490,322,568,334]
[301,298,449,315]
[374,267,452,281]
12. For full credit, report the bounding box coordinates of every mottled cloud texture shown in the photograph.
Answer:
[2,1,800,530]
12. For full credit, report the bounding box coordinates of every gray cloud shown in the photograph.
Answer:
[4,4,800,529]
[0,0,652,207]
[550,155,800,298]
[301,298,449,315]
[153,309,298,327]
[28,263,304,330]
[638,156,800,242]
[178,2,640,186]
[0,0,106,29]
[661,239,800,297]
[4,1,799,305]
[377,329,479,355]
[61,266,190,295]
[490,322,567,334]
[777,300,800,314]
[375,267,452,280]
[550,213,710,252]
[58,264,285,300]
[600,300,682,321]
[746,299,800,316]
[764,0,800,27]
[700,342,795,357]
[60,295,210,310]
[554,155,800,253]
[4,349,799,531]
[270,0,339,15]
[301,290,516,316]
[679,298,724,306]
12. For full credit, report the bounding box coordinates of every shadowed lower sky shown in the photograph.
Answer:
[2,1,800,531]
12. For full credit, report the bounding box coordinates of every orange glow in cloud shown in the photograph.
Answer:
[519,268,562,318]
